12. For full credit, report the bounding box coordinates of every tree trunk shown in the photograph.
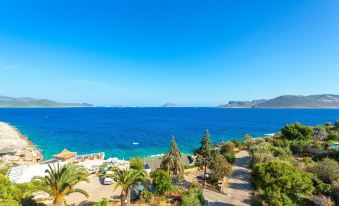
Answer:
[53,200,64,206]
[203,165,207,188]
[121,189,130,206]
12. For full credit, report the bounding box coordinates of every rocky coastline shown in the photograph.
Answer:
[0,122,42,167]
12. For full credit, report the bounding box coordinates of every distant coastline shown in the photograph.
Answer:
[219,94,339,108]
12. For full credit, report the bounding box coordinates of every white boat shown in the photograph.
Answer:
[132,142,139,145]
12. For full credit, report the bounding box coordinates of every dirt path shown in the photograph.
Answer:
[204,150,252,206]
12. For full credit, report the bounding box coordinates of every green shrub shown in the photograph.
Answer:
[140,189,154,203]
[181,187,204,206]
[307,158,339,184]
[281,122,313,141]
[252,160,314,205]
[224,152,236,164]
[252,151,274,165]
[312,177,332,196]
[220,142,235,154]
[129,157,144,170]
[93,198,109,206]
[273,146,292,158]
[150,169,172,195]
[231,140,243,148]
[209,154,232,180]
[250,142,272,154]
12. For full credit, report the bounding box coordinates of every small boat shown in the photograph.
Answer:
[132,142,139,145]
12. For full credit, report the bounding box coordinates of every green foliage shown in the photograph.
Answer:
[220,142,236,163]
[209,154,232,181]
[312,177,332,196]
[270,136,290,148]
[33,163,89,206]
[0,174,42,206]
[181,187,204,206]
[0,174,21,205]
[129,157,144,171]
[194,130,213,184]
[93,198,109,206]
[243,134,254,148]
[290,140,310,155]
[160,135,184,179]
[252,160,314,205]
[150,169,172,195]
[281,122,313,141]
[140,189,154,203]
[224,152,236,164]
[250,141,272,154]
[231,140,243,148]
[107,167,148,206]
[312,149,339,163]
[252,151,274,165]
[250,141,275,165]
[220,142,235,154]
[307,158,339,184]
[273,146,292,159]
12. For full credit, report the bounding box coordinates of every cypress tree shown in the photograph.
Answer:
[194,129,213,187]
[160,135,184,179]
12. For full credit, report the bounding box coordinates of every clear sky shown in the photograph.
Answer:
[0,0,338,106]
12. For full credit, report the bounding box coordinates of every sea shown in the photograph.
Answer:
[0,107,338,160]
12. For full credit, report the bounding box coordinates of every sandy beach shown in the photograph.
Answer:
[0,122,42,166]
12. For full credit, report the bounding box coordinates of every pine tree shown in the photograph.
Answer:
[160,135,184,179]
[194,129,213,187]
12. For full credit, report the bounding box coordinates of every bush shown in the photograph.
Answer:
[93,198,109,206]
[281,122,313,141]
[220,142,236,163]
[307,158,339,184]
[231,140,243,148]
[252,151,274,165]
[312,177,332,196]
[150,169,172,195]
[220,142,235,154]
[252,160,314,205]
[209,154,232,180]
[140,189,154,203]
[181,187,204,206]
[291,140,310,155]
[224,152,235,164]
[250,141,272,154]
[129,157,144,170]
[273,146,292,158]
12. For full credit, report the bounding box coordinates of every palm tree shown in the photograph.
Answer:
[106,167,147,206]
[160,135,184,179]
[33,163,89,206]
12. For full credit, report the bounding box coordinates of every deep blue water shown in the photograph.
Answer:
[0,108,338,160]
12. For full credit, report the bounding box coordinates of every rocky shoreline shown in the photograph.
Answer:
[0,122,43,167]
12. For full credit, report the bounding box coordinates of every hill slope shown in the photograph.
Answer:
[219,94,339,108]
[0,95,93,108]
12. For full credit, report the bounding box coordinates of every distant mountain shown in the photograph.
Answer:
[0,95,93,108]
[219,99,267,108]
[161,103,182,107]
[219,94,339,108]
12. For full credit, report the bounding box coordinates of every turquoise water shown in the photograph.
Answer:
[0,108,338,160]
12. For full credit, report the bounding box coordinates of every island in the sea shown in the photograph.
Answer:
[161,103,182,107]
[0,95,93,108]
[219,94,339,108]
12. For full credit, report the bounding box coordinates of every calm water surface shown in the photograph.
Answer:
[0,108,338,159]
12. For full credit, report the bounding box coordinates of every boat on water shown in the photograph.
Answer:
[132,142,139,145]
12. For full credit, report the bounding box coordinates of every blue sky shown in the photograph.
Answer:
[0,0,338,106]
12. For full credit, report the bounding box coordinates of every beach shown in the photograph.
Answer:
[0,122,42,167]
